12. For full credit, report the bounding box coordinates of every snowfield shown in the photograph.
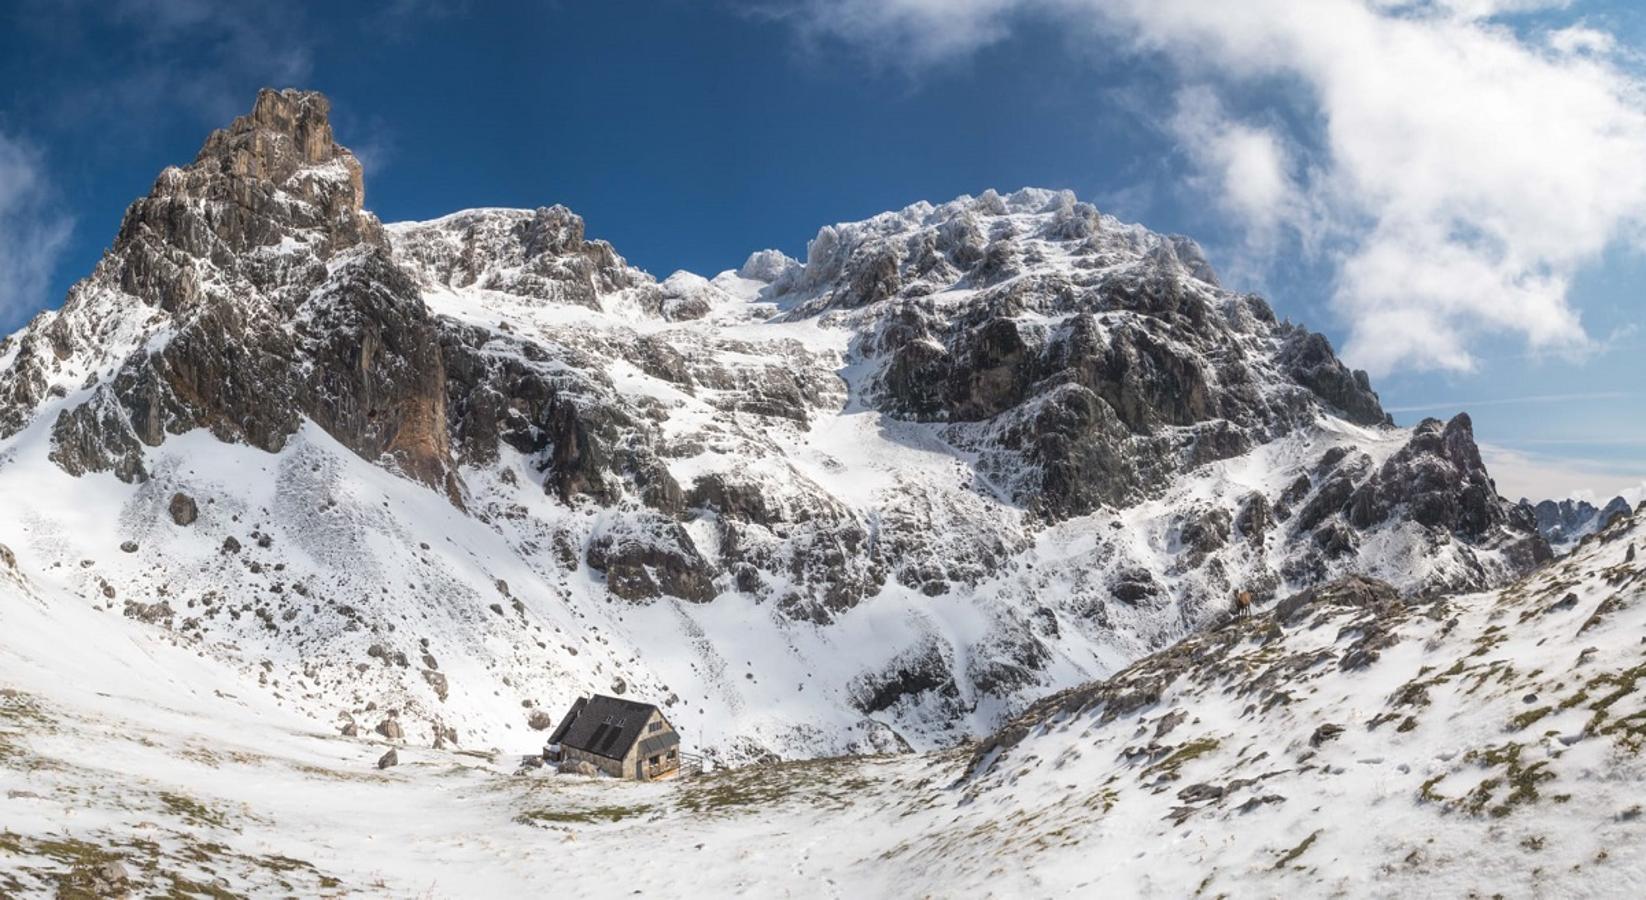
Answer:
[3,501,1641,897]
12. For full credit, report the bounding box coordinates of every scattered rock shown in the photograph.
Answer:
[119,540,139,554]
[122,599,175,626]
[375,718,404,741]
[527,709,554,731]
[1310,723,1345,748]
[221,536,242,555]
[377,748,398,769]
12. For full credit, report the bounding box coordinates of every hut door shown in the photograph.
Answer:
[635,759,644,780]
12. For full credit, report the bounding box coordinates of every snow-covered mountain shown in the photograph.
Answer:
[0,88,1550,764]
[1521,495,1633,549]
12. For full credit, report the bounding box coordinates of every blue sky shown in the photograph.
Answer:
[1,0,1642,501]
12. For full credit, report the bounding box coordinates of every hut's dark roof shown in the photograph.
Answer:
[546,694,669,761]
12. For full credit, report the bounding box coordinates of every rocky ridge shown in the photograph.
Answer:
[955,502,1646,895]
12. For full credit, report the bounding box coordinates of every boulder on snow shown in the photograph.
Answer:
[527,709,553,731]
[120,540,139,554]
[168,492,199,526]
[0,543,14,570]
[375,718,404,741]
[90,860,130,894]
[377,748,399,769]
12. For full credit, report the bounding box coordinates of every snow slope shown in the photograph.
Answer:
[1,501,1639,897]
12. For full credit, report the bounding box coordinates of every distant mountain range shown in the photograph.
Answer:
[1520,495,1633,548]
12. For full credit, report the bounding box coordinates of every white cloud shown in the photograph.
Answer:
[1168,87,1303,245]
[0,132,73,328]
[782,0,1646,375]
[778,0,1021,66]
[1480,443,1646,503]
[1548,25,1616,57]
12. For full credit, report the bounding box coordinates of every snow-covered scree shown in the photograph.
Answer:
[1,503,1640,896]
[0,88,1548,763]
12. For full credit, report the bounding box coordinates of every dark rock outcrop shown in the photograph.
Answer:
[586,514,716,603]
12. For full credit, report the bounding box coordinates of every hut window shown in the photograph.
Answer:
[649,754,661,765]
[648,721,664,733]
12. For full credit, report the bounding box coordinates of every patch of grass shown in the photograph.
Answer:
[677,757,873,814]
[1418,774,1448,804]
[1458,742,1555,818]
[1509,707,1553,732]
[158,792,232,831]
[1274,830,1321,869]
[514,804,655,826]
[1141,737,1221,781]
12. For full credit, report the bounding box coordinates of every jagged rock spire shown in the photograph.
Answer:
[109,88,381,312]
[195,88,349,186]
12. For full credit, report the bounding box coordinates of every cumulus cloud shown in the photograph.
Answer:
[781,0,1646,375]
[1167,87,1307,253]
[0,132,73,327]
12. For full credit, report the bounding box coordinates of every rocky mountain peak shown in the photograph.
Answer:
[196,88,349,188]
[108,88,379,314]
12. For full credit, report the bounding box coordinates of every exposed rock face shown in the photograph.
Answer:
[586,514,716,603]
[687,468,885,622]
[1347,415,1505,537]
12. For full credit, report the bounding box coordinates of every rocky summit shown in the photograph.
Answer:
[0,90,1551,762]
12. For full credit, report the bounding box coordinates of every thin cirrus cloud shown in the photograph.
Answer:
[0,132,73,329]
[1383,390,1637,414]
[781,0,1646,377]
